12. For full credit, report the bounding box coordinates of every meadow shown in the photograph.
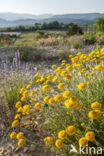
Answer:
[0,25,104,156]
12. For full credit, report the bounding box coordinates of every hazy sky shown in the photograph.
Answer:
[0,0,104,14]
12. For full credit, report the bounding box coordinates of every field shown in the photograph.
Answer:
[0,29,104,156]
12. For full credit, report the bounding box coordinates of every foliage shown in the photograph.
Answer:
[94,17,104,33]
[67,23,83,36]
[83,32,96,45]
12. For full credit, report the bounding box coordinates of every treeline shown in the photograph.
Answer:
[0,21,89,32]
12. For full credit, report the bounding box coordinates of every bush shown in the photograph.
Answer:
[83,32,96,45]
[72,40,83,49]
[67,23,83,36]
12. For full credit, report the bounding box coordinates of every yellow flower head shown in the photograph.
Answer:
[55,94,63,102]
[63,91,71,98]
[88,110,102,119]
[77,83,86,90]
[35,102,41,108]
[16,132,24,140]
[10,132,16,139]
[18,139,25,147]
[15,101,22,108]
[85,131,95,141]
[42,85,50,92]
[44,137,53,145]
[58,83,65,89]
[79,137,88,147]
[12,120,19,128]
[55,139,63,148]
[44,96,50,102]
[58,130,67,140]
[91,102,101,110]
[66,125,76,135]
[49,98,56,105]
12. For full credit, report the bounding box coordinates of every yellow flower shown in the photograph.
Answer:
[35,73,40,77]
[35,103,41,108]
[52,65,57,68]
[85,131,95,141]
[58,83,65,89]
[42,85,50,92]
[88,81,91,85]
[18,139,25,147]
[55,94,63,102]
[81,122,85,127]
[23,105,30,111]
[63,91,71,98]
[44,96,50,102]
[64,100,76,109]
[66,126,76,135]
[77,83,86,90]
[16,132,24,140]
[64,75,72,81]
[79,137,88,147]
[20,88,25,94]
[12,120,19,127]
[14,114,21,119]
[52,77,59,82]
[21,96,27,102]
[69,96,78,104]
[58,130,67,140]
[49,98,56,105]
[23,91,29,96]
[26,84,31,89]
[75,102,83,109]
[44,137,53,145]
[66,111,71,115]
[55,139,63,148]
[17,107,23,113]
[91,102,101,110]
[39,109,44,113]
[10,132,16,139]
[88,110,102,119]
[62,60,67,63]
[15,101,22,108]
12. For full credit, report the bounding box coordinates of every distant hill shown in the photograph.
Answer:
[0,13,104,28]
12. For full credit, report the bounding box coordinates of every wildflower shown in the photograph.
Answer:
[35,103,41,108]
[26,84,31,89]
[66,111,71,115]
[58,130,67,140]
[20,88,25,94]
[91,102,101,110]
[44,96,50,102]
[69,96,78,104]
[42,85,50,92]
[17,107,23,113]
[66,126,76,135]
[18,139,25,147]
[35,73,40,77]
[75,102,83,109]
[63,91,71,98]
[49,98,56,105]
[15,101,22,108]
[52,77,59,82]
[12,120,19,127]
[10,132,16,139]
[77,83,86,90]
[55,94,63,102]
[52,65,57,68]
[23,91,29,96]
[85,131,95,141]
[14,114,21,119]
[16,132,24,140]
[88,110,102,119]
[64,75,72,81]
[81,122,85,127]
[58,83,65,89]
[55,139,63,148]
[39,109,44,113]
[44,137,53,145]
[79,137,88,147]
[21,96,27,102]
[64,100,76,109]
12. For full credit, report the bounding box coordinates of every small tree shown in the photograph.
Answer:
[94,17,104,33]
[67,23,83,36]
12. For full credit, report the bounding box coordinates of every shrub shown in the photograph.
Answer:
[72,40,83,49]
[67,23,83,36]
[83,32,96,45]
